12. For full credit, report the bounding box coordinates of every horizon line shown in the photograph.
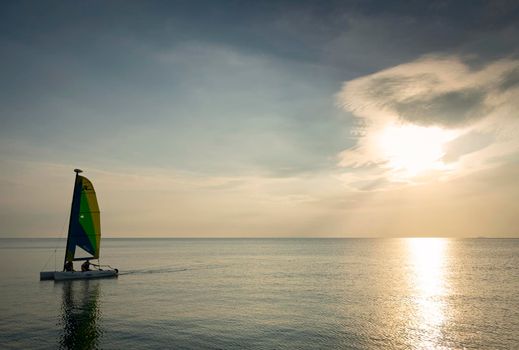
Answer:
[1,235,518,239]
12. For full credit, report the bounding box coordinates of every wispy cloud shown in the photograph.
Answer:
[336,55,519,187]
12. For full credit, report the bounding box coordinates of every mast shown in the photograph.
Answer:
[63,169,83,270]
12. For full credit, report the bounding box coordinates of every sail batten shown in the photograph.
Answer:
[65,174,101,263]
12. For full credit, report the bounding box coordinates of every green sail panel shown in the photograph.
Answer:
[65,175,101,261]
[79,177,101,258]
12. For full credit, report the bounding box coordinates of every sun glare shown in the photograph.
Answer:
[377,124,457,178]
[406,238,449,348]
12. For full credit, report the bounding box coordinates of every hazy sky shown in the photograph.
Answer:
[1,0,519,237]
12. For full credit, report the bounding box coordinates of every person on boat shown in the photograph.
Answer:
[81,260,92,272]
[64,260,74,272]
[81,259,99,272]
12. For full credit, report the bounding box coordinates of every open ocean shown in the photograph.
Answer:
[0,238,518,349]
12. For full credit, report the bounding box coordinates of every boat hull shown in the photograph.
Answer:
[40,270,118,281]
[40,271,55,280]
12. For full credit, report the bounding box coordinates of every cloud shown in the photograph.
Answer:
[392,88,488,127]
[336,55,519,186]
[442,131,495,163]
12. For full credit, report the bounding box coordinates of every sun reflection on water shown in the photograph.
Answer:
[406,238,449,349]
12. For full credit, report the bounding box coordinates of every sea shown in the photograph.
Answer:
[0,238,518,349]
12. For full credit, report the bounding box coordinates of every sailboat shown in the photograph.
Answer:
[40,169,118,281]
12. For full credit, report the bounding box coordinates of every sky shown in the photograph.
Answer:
[1,0,518,237]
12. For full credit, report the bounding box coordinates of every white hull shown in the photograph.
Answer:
[40,269,118,281]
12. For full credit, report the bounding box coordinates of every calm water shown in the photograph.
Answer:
[0,238,518,349]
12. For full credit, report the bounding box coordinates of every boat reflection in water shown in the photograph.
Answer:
[59,280,102,349]
[406,238,449,349]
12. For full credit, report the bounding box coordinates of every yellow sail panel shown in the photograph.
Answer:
[78,176,101,259]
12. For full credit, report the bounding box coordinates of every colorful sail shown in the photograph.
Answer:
[65,173,101,261]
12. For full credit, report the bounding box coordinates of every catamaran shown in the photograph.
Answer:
[40,169,118,281]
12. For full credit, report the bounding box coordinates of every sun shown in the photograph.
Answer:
[377,124,457,178]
